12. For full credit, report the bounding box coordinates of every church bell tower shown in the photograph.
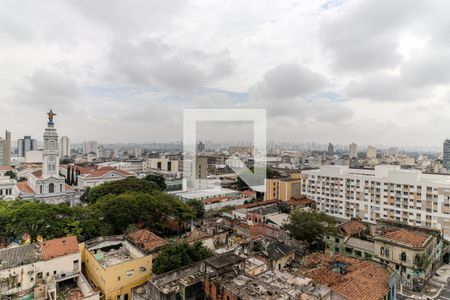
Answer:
[42,110,60,179]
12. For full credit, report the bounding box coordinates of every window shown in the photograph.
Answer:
[400,252,407,262]
[335,247,340,253]
[355,250,362,257]
[49,183,55,193]
[335,238,340,243]
[380,247,384,255]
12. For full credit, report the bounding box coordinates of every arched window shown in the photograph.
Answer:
[49,183,54,193]
[380,247,384,255]
[400,252,407,262]
[385,249,390,257]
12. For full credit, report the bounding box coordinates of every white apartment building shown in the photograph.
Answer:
[59,136,70,157]
[83,141,98,154]
[349,143,357,159]
[302,165,450,238]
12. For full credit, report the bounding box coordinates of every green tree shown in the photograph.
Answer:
[144,174,167,191]
[284,210,336,251]
[186,199,205,219]
[4,170,16,179]
[93,192,194,235]
[86,177,159,204]
[278,202,291,214]
[152,242,213,275]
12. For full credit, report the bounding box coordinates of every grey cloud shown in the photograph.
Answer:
[346,72,429,102]
[402,48,450,87]
[15,69,81,111]
[67,0,186,35]
[320,0,426,73]
[107,38,235,94]
[253,63,327,100]
[0,3,33,42]
[311,99,353,122]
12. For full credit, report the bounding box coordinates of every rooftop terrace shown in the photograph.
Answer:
[86,236,146,268]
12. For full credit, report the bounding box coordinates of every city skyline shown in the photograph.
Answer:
[1,0,450,145]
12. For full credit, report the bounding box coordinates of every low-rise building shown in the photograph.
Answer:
[0,236,99,300]
[0,176,16,200]
[76,167,134,188]
[264,176,302,201]
[300,253,397,300]
[324,219,443,291]
[175,187,240,203]
[80,235,153,300]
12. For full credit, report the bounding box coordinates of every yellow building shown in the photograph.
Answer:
[264,174,302,201]
[80,236,153,300]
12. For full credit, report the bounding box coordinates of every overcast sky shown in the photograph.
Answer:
[1,0,450,146]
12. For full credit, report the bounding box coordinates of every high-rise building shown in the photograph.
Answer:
[197,141,206,153]
[301,165,450,239]
[0,130,11,166]
[96,145,105,159]
[349,143,357,159]
[59,136,70,157]
[17,136,38,157]
[83,141,98,154]
[443,139,450,170]
[367,145,376,159]
[327,143,334,156]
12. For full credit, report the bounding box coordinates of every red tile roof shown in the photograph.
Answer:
[60,164,96,175]
[287,197,316,207]
[382,229,429,248]
[31,170,43,179]
[202,196,230,205]
[127,229,168,252]
[16,182,34,194]
[338,220,367,237]
[301,253,391,300]
[84,167,132,178]
[41,236,79,260]
[235,200,278,209]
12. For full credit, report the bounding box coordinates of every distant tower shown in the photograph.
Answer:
[0,130,11,166]
[197,141,206,153]
[443,139,450,170]
[17,136,38,157]
[59,136,70,157]
[349,143,357,159]
[327,143,334,156]
[42,110,60,179]
[83,141,98,154]
[366,145,376,159]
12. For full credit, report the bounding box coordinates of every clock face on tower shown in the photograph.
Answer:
[48,156,55,162]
